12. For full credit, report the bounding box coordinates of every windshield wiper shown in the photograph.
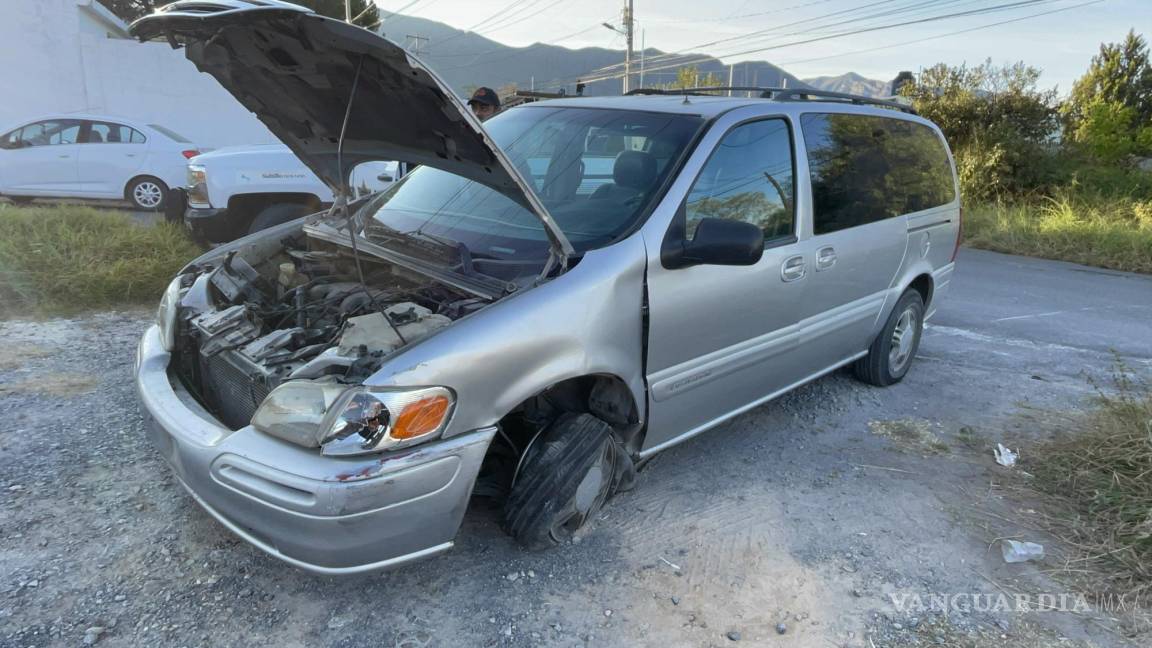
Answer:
[362,221,499,283]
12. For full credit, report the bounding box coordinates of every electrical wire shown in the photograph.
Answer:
[562,0,1079,87]
[775,0,1103,66]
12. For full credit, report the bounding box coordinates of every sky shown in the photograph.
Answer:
[372,0,1152,93]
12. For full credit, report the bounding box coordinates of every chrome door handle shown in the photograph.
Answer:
[781,255,805,282]
[816,246,837,271]
[58,154,70,158]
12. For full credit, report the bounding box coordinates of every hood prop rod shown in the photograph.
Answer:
[336,53,407,346]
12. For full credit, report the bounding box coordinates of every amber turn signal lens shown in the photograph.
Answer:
[390,395,451,439]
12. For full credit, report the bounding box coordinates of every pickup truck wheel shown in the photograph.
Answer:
[126,176,168,211]
[248,203,313,234]
[853,289,925,386]
[504,413,634,549]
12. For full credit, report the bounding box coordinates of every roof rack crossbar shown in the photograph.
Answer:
[624,86,916,114]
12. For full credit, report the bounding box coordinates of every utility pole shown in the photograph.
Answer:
[623,0,634,93]
[344,0,351,23]
[405,34,429,57]
[639,29,646,88]
[727,64,734,96]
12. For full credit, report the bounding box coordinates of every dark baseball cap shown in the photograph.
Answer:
[467,87,500,108]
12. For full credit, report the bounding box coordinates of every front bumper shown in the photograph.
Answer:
[183,206,232,242]
[134,325,495,575]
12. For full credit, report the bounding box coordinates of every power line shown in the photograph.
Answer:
[599,0,986,75]
[774,0,1103,66]
[573,0,1076,86]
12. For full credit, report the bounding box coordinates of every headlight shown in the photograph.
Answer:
[251,382,455,456]
[187,164,209,206]
[156,276,183,351]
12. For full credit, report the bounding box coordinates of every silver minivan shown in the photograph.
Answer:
[133,1,960,574]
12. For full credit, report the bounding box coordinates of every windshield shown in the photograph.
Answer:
[361,106,703,267]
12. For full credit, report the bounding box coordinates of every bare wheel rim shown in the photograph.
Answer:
[888,307,918,373]
[133,181,163,208]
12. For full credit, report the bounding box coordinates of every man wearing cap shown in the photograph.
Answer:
[467,87,501,121]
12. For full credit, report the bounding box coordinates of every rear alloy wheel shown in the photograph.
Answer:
[853,289,925,386]
[504,413,634,549]
[127,176,168,211]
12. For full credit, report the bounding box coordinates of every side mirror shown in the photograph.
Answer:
[667,218,764,268]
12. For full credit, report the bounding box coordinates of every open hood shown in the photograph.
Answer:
[130,0,572,258]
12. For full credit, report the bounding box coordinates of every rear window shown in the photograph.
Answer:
[801,113,955,235]
[147,124,192,143]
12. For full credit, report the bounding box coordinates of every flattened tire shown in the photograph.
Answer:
[854,289,925,386]
[248,203,313,235]
[504,413,634,549]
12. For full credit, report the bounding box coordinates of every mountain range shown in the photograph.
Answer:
[379,12,887,99]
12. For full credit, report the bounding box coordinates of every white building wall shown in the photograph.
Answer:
[0,0,276,149]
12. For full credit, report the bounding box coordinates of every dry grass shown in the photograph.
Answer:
[0,372,99,396]
[964,194,1152,274]
[0,204,200,317]
[1026,366,1152,599]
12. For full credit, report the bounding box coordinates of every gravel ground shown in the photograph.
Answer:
[2,250,1150,648]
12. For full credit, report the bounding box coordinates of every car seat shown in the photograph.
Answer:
[591,150,656,202]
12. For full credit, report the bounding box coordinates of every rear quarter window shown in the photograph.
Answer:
[801,113,955,235]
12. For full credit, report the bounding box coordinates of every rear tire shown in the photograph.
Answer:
[503,413,634,549]
[247,203,313,235]
[126,176,168,211]
[853,289,925,386]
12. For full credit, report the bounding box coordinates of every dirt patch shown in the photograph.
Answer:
[869,417,952,454]
[0,372,98,396]
[0,344,50,370]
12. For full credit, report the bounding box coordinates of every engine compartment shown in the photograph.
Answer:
[172,233,489,429]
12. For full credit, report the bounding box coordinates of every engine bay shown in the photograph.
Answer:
[172,233,489,429]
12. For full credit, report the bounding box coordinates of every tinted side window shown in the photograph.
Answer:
[0,128,22,150]
[14,120,82,147]
[802,113,955,235]
[87,122,145,144]
[685,118,795,242]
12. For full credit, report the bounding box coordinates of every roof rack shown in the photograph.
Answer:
[624,86,916,114]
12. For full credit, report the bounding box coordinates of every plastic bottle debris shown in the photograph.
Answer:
[993,444,1018,467]
[1001,539,1044,563]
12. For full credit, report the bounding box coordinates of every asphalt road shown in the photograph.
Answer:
[1,248,1149,648]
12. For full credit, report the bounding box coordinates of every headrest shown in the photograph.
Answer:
[613,150,657,190]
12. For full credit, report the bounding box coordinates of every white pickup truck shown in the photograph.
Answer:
[179,144,400,243]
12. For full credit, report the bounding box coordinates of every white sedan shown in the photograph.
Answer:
[0,114,200,210]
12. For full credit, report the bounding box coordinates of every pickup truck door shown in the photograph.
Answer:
[641,114,815,455]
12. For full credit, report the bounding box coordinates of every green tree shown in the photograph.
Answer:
[1064,31,1152,162]
[295,0,380,29]
[900,60,1059,200]
[97,0,158,22]
[658,66,724,92]
[1065,30,1152,126]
